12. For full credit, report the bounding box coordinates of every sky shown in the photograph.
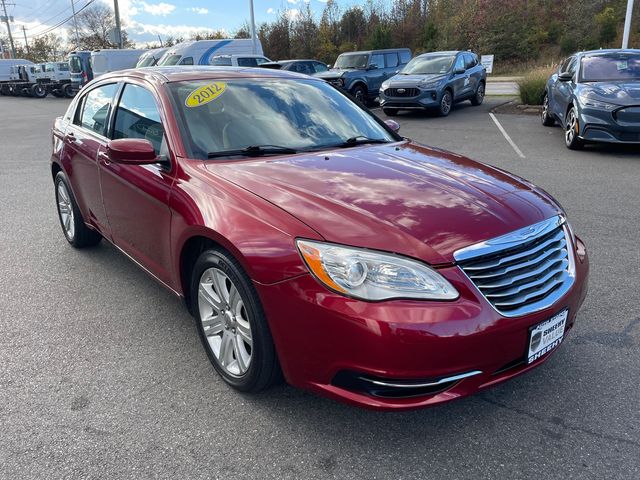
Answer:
[7,0,366,47]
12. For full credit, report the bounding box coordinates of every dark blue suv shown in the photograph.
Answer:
[379,51,486,116]
[315,48,412,103]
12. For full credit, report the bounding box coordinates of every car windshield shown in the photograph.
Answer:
[169,78,395,159]
[401,55,455,75]
[69,56,83,73]
[580,53,640,82]
[334,54,368,70]
[137,56,156,67]
[159,54,181,66]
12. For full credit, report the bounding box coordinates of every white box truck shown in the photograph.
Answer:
[90,49,147,78]
[157,39,264,66]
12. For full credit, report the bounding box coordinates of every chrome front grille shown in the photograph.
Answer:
[454,216,575,317]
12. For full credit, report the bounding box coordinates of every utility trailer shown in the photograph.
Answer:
[0,63,75,98]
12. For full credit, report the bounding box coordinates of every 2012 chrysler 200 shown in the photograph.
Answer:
[50,67,589,410]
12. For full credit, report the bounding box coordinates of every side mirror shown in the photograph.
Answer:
[107,138,158,164]
[454,67,465,75]
[327,64,332,69]
[384,119,400,133]
[368,64,378,70]
[558,72,573,82]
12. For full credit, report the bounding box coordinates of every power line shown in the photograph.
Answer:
[25,0,94,38]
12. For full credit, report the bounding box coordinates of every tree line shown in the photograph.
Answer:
[4,0,639,69]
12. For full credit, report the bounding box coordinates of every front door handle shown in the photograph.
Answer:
[97,151,110,164]
[66,132,82,146]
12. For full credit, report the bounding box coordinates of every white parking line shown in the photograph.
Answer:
[489,113,526,159]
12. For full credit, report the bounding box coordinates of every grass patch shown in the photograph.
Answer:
[517,68,554,105]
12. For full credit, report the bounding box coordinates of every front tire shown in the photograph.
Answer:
[383,108,398,116]
[565,106,584,150]
[62,83,75,98]
[54,172,102,248]
[438,90,453,116]
[351,85,367,104]
[31,84,47,98]
[541,93,555,126]
[191,248,280,393]
[470,82,485,106]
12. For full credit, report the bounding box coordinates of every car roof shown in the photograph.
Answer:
[339,48,410,55]
[576,48,640,57]
[92,66,317,85]
[417,51,464,56]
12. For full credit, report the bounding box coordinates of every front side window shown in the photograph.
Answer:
[464,53,477,69]
[401,55,455,75]
[169,79,396,159]
[45,63,55,72]
[179,56,194,65]
[580,53,640,82]
[313,62,328,73]
[237,57,258,67]
[113,84,164,155]
[370,54,384,69]
[69,56,82,73]
[334,54,368,70]
[385,53,399,68]
[211,56,232,66]
[255,57,270,65]
[78,83,118,136]
[454,55,466,72]
[159,54,181,66]
[58,63,70,71]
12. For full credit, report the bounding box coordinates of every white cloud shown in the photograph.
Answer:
[285,8,300,20]
[188,7,209,15]
[139,1,176,16]
[267,7,275,14]
[287,0,298,4]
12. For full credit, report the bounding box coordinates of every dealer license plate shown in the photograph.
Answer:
[527,309,568,364]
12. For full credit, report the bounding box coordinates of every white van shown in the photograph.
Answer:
[136,47,168,68]
[210,54,271,67]
[157,39,264,66]
[90,49,147,78]
[0,59,34,82]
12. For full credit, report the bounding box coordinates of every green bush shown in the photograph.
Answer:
[517,68,553,105]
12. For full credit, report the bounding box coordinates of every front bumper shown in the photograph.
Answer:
[379,88,441,109]
[256,240,589,411]
[579,105,640,143]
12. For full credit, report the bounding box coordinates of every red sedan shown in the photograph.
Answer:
[50,67,589,410]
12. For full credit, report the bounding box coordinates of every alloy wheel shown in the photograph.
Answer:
[57,181,75,240]
[198,267,252,377]
[476,84,485,102]
[441,92,452,115]
[565,109,577,145]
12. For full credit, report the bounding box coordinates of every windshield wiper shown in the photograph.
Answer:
[207,145,298,159]
[335,136,391,148]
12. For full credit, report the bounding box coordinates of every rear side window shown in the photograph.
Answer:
[179,56,193,65]
[113,84,165,155]
[399,50,411,64]
[385,53,399,68]
[255,57,270,65]
[211,56,232,66]
[77,83,118,136]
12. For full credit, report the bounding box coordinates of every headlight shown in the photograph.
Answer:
[380,82,389,92]
[578,92,617,110]
[296,239,459,301]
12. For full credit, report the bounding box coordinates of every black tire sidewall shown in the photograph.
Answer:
[565,107,584,149]
[190,249,277,392]
[471,82,485,106]
[439,91,452,116]
[54,171,101,247]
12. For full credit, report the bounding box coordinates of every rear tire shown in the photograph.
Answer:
[541,93,555,126]
[383,108,399,116]
[470,81,485,106]
[191,248,280,393]
[564,106,584,150]
[62,83,75,98]
[54,172,102,248]
[31,84,47,98]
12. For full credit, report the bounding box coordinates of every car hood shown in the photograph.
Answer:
[580,81,640,105]
[207,142,561,265]
[386,73,448,86]
[315,69,356,80]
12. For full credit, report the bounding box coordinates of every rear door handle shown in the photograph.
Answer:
[97,151,110,164]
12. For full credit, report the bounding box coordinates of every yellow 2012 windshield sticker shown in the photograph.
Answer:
[185,82,226,107]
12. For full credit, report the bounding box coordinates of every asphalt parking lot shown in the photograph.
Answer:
[1,95,639,479]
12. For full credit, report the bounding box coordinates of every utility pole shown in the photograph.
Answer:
[0,0,16,58]
[21,24,27,54]
[622,0,635,49]
[70,0,80,48]
[113,0,123,48]
[249,0,257,54]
